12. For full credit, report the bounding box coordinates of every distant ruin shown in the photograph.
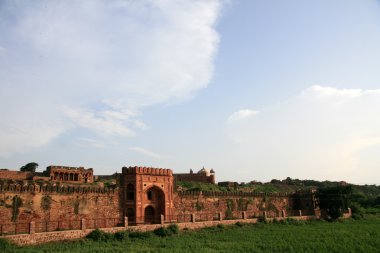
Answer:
[174,167,215,184]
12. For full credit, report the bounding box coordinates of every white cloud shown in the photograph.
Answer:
[303,85,364,98]
[63,106,136,137]
[228,109,260,121]
[0,0,222,156]
[129,147,161,159]
[226,86,380,184]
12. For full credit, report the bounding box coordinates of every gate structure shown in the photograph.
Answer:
[120,166,174,225]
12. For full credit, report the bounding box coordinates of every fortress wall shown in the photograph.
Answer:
[0,186,121,225]
[0,170,33,180]
[173,191,298,218]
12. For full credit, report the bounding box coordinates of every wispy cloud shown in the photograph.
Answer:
[0,0,222,156]
[228,109,260,121]
[63,107,136,137]
[129,147,161,159]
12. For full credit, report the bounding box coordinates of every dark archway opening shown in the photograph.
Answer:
[127,208,135,224]
[143,186,165,224]
[144,206,155,224]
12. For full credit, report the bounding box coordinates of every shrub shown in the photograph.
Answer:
[167,224,179,234]
[114,230,128,241]
[129,231,152,239]
[86,229,113,242]
[217,224,225,229]
[285,218,305,225]
[350,203,364,220]
[235,222,245,227]
[318,185,352,220]
[153,224,179,237]
[154,227,170,237]
[258,216,266,223]
[0,238,11,251]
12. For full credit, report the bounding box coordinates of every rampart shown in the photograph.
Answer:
[172,190,316,219]
[0,182,121,231]
[0,170,33,181]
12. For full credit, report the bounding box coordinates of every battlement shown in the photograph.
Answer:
[177,190,293,197]
[0,182,116,194]
[122,166,173,176]
[47,165,92,170]
[0,169,33,180]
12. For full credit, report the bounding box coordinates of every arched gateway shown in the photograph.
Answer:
[121,166,174,225]
[144,186,165,223]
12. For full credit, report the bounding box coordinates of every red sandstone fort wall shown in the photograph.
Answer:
[172,191,314,218]
[0,170,33,181]
[0,183,121,227]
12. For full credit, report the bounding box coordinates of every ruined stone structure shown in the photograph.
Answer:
[120,166,174,225]
[46,166,94,183]
[0,169,33,181]
[174,167,215,184]
[0,164,318,235]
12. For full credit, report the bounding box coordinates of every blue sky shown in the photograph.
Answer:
[1,0,380,184]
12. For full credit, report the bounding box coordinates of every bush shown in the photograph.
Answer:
[129,231,152,239]
[350,203,364,220]
[167,224,179,234]
[0,238,12,251]
[235,222,246,227]
[285,218,306,225]
[153,224,179,237]
[154,227,171,237]
[114,230,128,241]
[318,185,353,220]
[86,229,113,242]
[217,224,225,229]
[258,216,267,223]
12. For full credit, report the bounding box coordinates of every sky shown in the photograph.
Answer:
[1,0,380,184]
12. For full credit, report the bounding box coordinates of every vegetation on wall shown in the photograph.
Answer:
[11,195,22,222]
[195,200,204,211]
[73,200,80,215]
[318,185,352,220]
[225,199,235,219]
[237,198,248,211]
[40,196,52,211]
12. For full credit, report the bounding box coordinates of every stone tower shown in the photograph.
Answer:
[120,166,174,225]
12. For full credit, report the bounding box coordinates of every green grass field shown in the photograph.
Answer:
[1,218,379,253]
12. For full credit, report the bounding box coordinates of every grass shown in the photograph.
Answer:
[2,218,379,253]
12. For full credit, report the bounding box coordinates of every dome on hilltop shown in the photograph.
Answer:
[197,167,210,176]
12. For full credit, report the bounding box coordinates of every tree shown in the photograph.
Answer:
[20,162,38,173]
[317,185,352,220]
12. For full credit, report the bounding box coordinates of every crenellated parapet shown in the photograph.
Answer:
[122,166,173,176]
[0,182,116,194]
[177,190,294,197]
